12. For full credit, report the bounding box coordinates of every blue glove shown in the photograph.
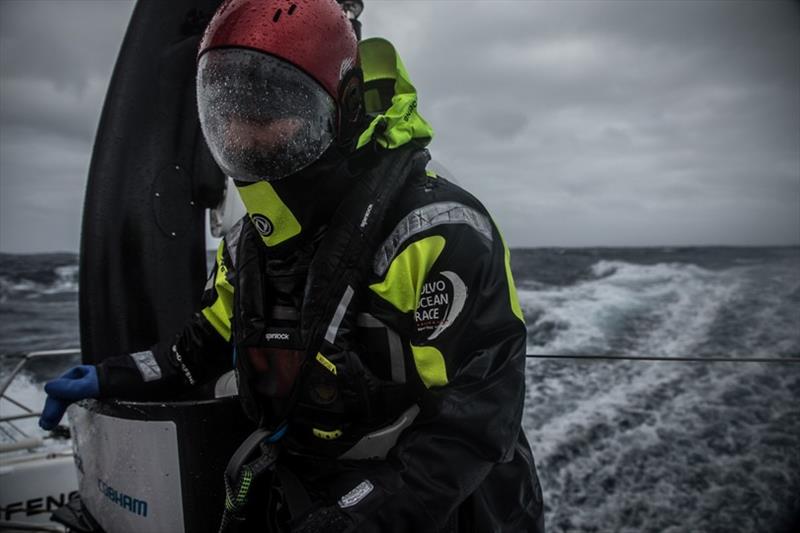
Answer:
[39,365,99,430]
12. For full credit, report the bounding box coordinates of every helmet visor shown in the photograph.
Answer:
[197,48,336,182]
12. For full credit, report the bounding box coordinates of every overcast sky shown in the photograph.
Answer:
[1,0,798,253]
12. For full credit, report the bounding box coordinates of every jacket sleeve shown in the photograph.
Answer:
[96,240,236,399]
[346,216,527,531]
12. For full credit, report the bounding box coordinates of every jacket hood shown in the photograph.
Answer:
[356,38,435,150]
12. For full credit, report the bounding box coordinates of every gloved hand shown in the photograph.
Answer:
[291,505,354,533]
[39,365,99,430]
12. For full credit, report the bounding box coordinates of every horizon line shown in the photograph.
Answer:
[3,243,800,256]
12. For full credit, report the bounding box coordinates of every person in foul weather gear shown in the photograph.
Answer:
[39,0,544,531]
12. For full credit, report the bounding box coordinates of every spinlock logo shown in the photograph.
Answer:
[251,214,274,237]
[97,479,148,517]
[265,332,291,342]
[415,271,467,340]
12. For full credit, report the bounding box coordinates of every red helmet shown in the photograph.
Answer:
[197,0,361,182]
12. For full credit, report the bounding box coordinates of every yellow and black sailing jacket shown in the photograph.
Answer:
[95,38,544,532]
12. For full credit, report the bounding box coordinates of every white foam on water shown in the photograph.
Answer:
[526,362,678,462]
[44,265,80,294]
[520,258,800,530]
[0,371,49,443]
[525,354,800,532]
[0,264,79,300]
[724,262,800,357]
[520,260,741,357]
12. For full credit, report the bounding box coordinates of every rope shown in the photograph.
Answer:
[525,353,800,364]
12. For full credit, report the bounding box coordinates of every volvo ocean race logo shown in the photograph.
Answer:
[251,214,274,237]
[415,271,467,340]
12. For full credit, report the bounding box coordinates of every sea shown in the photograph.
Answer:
[1,247,799,532]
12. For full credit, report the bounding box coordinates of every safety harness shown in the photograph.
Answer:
[218,144,429,532]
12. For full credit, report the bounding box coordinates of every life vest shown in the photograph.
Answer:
[227,144,429,457]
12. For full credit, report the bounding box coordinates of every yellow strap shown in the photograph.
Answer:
[312,428,343,440]
[315,353,337,375]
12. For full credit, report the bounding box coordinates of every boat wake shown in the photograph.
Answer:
[518,253,800,531]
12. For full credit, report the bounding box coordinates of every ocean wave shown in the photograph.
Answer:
[587,259,714,282]
[523,357,800,533]
[0,264,79,300]
[521,259,740,356]
[0,371,48,443]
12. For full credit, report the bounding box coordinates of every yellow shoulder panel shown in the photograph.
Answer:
[368,235,446,313]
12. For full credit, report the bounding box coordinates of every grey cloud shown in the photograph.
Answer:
[362,1,798,246]
[0,130,91,252]
[0,1,133,91]
[0,0,797,251]
[0,0,134,253]
[0,77,107,142]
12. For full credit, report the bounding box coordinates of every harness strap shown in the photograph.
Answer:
[218,428,282,533]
